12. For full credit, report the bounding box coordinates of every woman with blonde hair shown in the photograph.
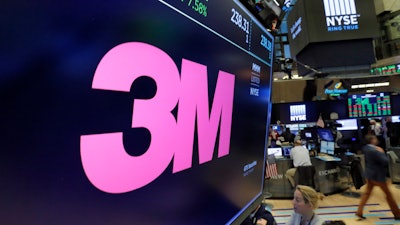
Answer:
[285,185,324,225]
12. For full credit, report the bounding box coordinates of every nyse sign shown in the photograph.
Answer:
[323,0,360,32]
[290,104,307,122]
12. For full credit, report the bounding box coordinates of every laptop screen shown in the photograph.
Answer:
[267,148,282,157]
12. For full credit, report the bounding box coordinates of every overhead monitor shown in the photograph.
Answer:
[337,119,358,131]
[348,93,392,118]
[1,1,274,224]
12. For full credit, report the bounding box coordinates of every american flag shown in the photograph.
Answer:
[266,155,278,179]
[317,114,325,128]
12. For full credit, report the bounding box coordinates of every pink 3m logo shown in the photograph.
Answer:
[80,42,235,193]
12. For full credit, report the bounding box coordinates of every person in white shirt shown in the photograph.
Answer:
[370,120,386,150]
[286,138,312,188]
[370,120,382,136]
[285,185,324,225]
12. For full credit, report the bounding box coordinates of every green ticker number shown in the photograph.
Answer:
[182,0,208,17]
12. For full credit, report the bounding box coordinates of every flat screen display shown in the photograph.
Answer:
[348,93,392,118]
[320,140,335,155]
[392,116,400,123]
[327,141,335,155]
[267,148,283,157]
[0,1,274,224]
[320,141,328,154]
[317,129,335,142]
[337,119,358,131]
[283,146,293,157]
[301,127,317,140]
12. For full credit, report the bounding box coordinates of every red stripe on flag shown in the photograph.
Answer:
[266,161,278,178]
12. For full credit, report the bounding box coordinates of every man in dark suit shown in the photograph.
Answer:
[356,134,400,220]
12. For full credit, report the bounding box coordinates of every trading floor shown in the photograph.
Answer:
[265,183,400,225]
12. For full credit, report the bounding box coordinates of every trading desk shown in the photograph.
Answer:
[265,156,348,198]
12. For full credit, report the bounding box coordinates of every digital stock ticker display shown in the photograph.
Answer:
[1,1,274,225]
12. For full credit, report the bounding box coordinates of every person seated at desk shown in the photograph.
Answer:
[285,185,324,225]
[282,128,295,143]
[286,138,312,188]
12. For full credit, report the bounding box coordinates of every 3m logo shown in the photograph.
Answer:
[80,42,235,194]
[290,104,306,121]
[323,0,360,32]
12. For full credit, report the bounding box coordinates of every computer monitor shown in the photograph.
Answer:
[317,128,335,142]
[268,148,283,157]
[337,119,358,131]
[282,146,293,157]
[286,124,299,134]
[320,140,335,155]
[327,141,335,155]
[272,125,283,135]
[301,127,317,140]
[392,116,400,123]
[2,1,274,224]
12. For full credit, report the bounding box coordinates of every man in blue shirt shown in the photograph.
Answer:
[356,134,400,220]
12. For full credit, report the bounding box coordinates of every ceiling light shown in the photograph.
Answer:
[366,83,374,88]
[374,82,390,87]
[351,82,390,89]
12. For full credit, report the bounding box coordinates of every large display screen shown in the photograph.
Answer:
[287,0,379,56]
[348,93,392,118]
[336,119,358,131]
[0,1,274,224]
